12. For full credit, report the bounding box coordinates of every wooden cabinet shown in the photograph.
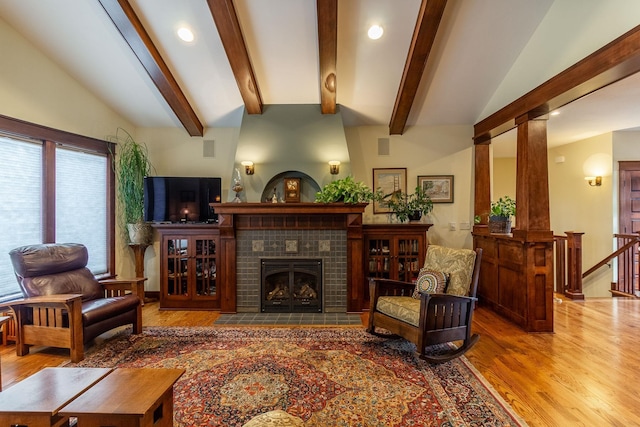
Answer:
[155,225,220,310]
[363,224,432,305]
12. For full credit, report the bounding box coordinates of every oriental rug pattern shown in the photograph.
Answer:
[70,327,526,426]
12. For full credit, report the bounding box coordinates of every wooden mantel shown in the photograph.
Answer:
[213,202,368,216]
[211,203,367,313]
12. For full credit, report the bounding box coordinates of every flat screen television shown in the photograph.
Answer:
[144,176,222,223]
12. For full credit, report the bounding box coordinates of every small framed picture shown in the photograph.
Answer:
[284,177,301,203]
[373,168,407,214]
[418,175,454,203]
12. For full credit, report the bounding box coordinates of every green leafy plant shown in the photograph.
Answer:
[385,185,434,222]
[490,196,516,219]
[315,176,382,204]
[107,128,155,243]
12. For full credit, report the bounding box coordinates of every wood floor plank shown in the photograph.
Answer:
[2,298,640,426]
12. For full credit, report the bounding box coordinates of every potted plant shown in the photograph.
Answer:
[315,176,382,204]
[489,196,516,233]
[108,128,155,245]
[386,186,434,223]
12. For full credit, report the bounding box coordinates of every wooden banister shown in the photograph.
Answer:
[553,235,567,294]
[612,233,640,297]
[582,237,637,278]
[555,232,640,299]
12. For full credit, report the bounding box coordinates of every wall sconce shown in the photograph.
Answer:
[241,161,254,175]
[585,176,602,186]
[329,160,340,175]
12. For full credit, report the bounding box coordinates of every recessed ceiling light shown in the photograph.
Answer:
[368,25,383,40]
[550,110,560,116]
[177,27,195,43]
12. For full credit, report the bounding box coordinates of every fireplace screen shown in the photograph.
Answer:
[261,259,322,313]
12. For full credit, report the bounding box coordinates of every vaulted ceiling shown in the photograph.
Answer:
[2,0,640,155]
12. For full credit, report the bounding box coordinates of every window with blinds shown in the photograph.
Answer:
[56,146,108,274]
[0,136,42,301]
[0,131,112,301]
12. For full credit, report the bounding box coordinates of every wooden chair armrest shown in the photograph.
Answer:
[0,294,83,309]
[418,293,478,305]
[99,277,146,289]
[99,278,146,305]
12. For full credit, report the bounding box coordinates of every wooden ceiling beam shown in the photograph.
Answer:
[207,0,263,115]
[474,25,640,142]
[389,0,448,135]
[317,0,338,114]
[98,0,204,136]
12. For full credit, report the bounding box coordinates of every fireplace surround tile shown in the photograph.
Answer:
[236,229,347,312]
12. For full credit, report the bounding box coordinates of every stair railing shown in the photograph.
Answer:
[555,232,640,299]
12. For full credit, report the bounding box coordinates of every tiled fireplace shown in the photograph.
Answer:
[214,203,367,313]
[236,229,346,312]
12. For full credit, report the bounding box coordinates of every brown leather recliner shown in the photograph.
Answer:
[5,243,142,362]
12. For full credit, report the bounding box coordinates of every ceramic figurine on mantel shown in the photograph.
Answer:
[231,168,244,202]
[271,187,278,203]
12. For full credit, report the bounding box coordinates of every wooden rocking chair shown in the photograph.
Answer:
[367,246,482,363]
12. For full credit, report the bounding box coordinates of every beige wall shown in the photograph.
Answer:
[345,125,475,249]
[548,133,614,297]
[0,16,141,282]
[0,16,132,141]
[492,158,516,201]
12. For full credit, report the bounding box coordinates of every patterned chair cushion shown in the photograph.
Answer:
[412,269,448,299]
[424,245,477,296]
[376,296,420,327]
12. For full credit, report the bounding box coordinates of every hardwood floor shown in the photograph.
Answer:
[1,297,640,426]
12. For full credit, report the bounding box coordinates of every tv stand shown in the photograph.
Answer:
[154,223,220,310]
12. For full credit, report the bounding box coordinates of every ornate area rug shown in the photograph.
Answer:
[69,327,526,426]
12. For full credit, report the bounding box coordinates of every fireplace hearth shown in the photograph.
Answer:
[261,259,322,313]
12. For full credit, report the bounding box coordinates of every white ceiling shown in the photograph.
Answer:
[1,0,640,155]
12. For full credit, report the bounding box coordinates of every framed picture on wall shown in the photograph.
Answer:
[418,175,454,203]
[373,168,407,213]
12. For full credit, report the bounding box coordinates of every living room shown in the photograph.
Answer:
[2,1,640,426]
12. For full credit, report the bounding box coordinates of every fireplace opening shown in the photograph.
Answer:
[261,259,322,313]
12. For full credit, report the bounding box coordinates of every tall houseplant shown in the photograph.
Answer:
[108,128,154,245]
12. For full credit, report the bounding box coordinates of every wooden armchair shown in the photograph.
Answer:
[367,245,482,363]
[4,243,143,362]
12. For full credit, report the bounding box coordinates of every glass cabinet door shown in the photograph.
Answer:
[367,238,391,279]
[398,238,420,283]
[194,238,217,298]
[166,238,188,296]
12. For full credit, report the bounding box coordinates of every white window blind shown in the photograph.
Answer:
[0,136,42,301]
[56,147,108,274]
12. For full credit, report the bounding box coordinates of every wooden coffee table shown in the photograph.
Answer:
[60,368,185,427]
[0,367,112,427]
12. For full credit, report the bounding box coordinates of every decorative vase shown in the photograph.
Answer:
[231,168,244,203]
[127,223,153,245]
[409,211,422,222]
[488,215,512,233]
